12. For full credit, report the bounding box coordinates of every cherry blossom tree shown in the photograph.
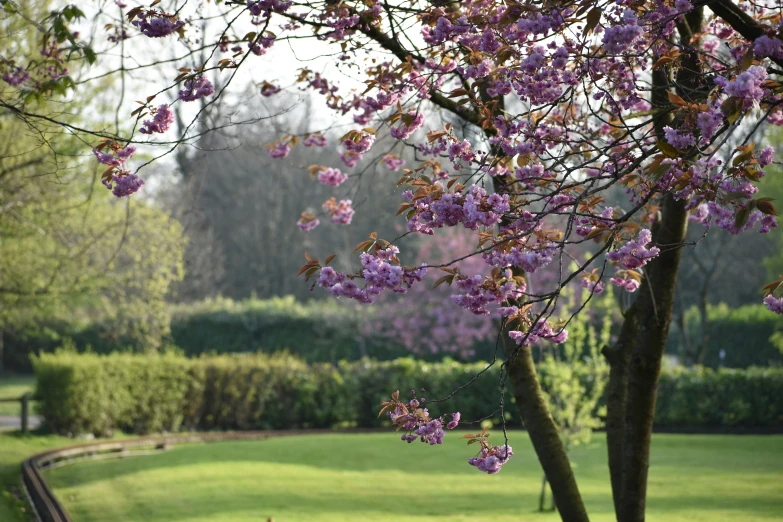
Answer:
[3,0,783,520]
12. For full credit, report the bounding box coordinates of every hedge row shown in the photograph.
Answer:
[666,303,783,368]
[8,297,781,373]
[33,352,783,436]
[6,297,427,372]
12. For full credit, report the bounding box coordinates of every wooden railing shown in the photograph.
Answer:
[0,393,34,432]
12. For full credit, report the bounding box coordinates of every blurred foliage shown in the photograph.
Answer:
[667,303,783,368]
[33,351,783,437]
[8,293,781,372]
[760,126,783,281]
[539,293,612,451]
[0,0,185,370]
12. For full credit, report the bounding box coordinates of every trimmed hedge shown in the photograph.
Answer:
[33,352,783,436]
[667,304,783,368]
[8,297,781,373]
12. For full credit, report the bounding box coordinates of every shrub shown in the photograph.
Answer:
[668,303,783,368]
[33,352,783,437]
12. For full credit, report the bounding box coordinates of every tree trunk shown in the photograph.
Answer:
[501,334,590,522]
[605,9,702,521]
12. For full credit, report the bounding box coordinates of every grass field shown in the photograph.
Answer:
[0,432,70,522]
[41,433,783,522]
[0,374,36,417]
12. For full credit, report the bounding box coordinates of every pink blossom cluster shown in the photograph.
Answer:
[382,153,405,171]
[316,167,348,187]
[721,66,767,108]
[703,201,777,235]
[483,238,557,274]
[2,67,30,86]
[247,0,292,17]
[754,35,783,60]
[468,444,514,474]
[696,106,723,143]
[178,76,215,102]
[139,104,174,134]
[340,150,361,168]
[451,275,521,315]
[610,270,641,293]
[268,141,291,159]
[248,34,275,56]
[296,214,319,233]
[323,198,355,224]
[664,126,696,150]
[93,145,136,167]
[316,246,426,303]
[508,318,568,346]
[385,394,460,446]
[390,112,424,140]
[403,185,510,234]
[102,170,144,198]
[606,229,660,269]
[764,295,783,315]
[601,10,644,55]
[342,132,375,154]
[132,13,184,38]
[581,278,606,295]
[303,134,327,147]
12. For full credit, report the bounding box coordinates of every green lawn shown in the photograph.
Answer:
[0,374,36,416]
[41,433,783,522]
[0,432,71,522]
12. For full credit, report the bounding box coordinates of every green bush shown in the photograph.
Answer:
[655,366,783,427]
[668,303,783,368]
[33,352,783,437]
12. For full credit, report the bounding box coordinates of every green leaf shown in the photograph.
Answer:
[656,140,679,158]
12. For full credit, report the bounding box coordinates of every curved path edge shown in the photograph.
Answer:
[21,429,380,522]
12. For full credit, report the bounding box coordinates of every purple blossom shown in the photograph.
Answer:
[103,170,144,198]
[269,141,291,159]
[93,146,136,166]
[606,229,660,269]
[303,134,327,147]
[297,216,320,232]
[758,146,774,167]
[508,319,568,346]
[340,150,361,168]
[446,412,460,430]
[754,35,783,60]
[602,10,643,55]
[132,13,185,38]
[342,133,375,153]
[763,295,783,315]
[323,198,355,225]
[139,104,175,134]
[664,126,696,150]
[178,76,215,102]
[610,270,641,293]
[468,445,513,475]
[696,106,723,143]
[382,154,405,171]
[2,67,30,86]
[581,278,606,295]
[675,0,692,11]
[724,66,767,107]
[317,167,348,187]
[247,0,292,16]
[390,112,424,140]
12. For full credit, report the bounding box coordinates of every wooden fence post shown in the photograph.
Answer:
[21,393,30,434]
